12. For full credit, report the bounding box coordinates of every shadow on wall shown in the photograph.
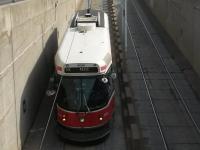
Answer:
[19,28,58,147]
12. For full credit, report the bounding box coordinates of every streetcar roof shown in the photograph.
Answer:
[57,28,111,64]
[55,10,112,75]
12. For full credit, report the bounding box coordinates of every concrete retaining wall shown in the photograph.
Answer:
[0,0,83,149]
[143,0,200,76]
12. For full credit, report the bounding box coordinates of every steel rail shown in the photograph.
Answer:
[125,10,169,150]
[130,0,200,135]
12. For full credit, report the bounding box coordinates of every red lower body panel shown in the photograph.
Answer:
[57,97,115,128]
[56,97,115,141]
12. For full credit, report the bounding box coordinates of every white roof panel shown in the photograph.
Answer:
[55,12,112,76]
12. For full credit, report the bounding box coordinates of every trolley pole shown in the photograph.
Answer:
[87,0,91,12]
[125,0,127,52]
[121,0,124,47]
[121,0,127,52]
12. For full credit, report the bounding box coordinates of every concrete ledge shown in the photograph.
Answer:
[131,124,140,140]
[122,73,128,83]
[125,86,132,98]
[119,52,124,60]
[128,103,135,117]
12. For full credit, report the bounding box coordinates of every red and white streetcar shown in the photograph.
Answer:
[54,9,116,142]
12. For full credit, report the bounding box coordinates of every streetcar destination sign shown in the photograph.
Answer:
[65,67,98,73]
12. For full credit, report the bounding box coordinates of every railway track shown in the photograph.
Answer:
[23,0,128,150]
[123,0,200,149]
[24,0,200,150]
[60,0,127,150]
[59,0,127,150]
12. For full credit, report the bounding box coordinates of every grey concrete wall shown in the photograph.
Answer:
[143,0,200,76]
[0,0,83,149]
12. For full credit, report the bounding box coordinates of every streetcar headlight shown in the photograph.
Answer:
[62,118,66,122]
[99,117,103,121]
[80,118,85,123]
[62,115,67,122]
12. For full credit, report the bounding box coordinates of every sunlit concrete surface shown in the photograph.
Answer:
[0,0,83,149]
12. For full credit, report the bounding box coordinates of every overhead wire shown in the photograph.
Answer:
[39,30,76,150]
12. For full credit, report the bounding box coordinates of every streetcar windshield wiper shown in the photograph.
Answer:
[76,88,82,112]
[83,92,90,112]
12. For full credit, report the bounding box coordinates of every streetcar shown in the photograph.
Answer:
[54,9,116,142]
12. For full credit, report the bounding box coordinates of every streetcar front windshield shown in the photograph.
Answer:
[57,76,113,111]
